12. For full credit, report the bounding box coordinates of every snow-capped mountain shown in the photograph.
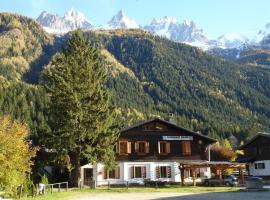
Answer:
[144,17,211,50]
[216,33,251,49]
[36,9,94,33]
[36,9,270,51]
[102,10,139,29]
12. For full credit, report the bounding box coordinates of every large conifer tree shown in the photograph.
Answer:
[43,30,118,186]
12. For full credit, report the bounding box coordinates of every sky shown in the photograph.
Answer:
[0,0,270,38]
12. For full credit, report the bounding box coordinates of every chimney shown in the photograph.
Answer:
[169,113,176,125]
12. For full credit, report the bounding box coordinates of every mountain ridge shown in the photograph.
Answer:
[36,9,270,51]
[0,12,269,144]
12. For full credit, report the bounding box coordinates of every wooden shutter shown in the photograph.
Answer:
[130,166,134,178]
[103,167,107,179]
[156,166,160,178]
[115,141,119,154]
[166,142,171,154]
[115,166,120,179]
[127,142,131,154]
[166,166,171,178]
[145,142,149,153]
[135,142,139,153]
[142,166,146,178]
[182,141,191,155]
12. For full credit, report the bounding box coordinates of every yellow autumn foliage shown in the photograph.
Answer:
[0,116,37,197]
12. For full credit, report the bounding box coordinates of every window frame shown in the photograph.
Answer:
[135,141,149,155]
[255,162,265,169]
[158,141,171,155]
[103,166,120,179]
[118,140,131,155]
[131,166,146,178]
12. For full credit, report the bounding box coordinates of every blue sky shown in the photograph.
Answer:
[1,0,269,38]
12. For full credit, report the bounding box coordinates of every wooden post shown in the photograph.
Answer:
[108,181,110,189]
[36,184,38,196]
[19,184,23,199]
[66,182,68,192]
[58,183,60,192]
[180,165,185,186]
[51,185,53,193]
[191,168,196,186]
[240,168,244,184]
[219,169,223,186]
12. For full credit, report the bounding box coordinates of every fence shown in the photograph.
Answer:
[35,181,68,196]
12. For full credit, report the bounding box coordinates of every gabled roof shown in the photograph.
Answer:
[239,132,270,149]
[120,118,217,143]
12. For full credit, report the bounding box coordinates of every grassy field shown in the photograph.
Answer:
[21,186,240,200]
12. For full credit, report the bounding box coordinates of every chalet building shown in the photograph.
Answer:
[80,118,217,186]
[239,132,270,178]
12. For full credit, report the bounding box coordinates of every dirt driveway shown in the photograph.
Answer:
[69,192,270,200]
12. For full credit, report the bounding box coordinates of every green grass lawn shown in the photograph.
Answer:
[21,186,240,200]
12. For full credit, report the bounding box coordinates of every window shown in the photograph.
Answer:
[158,141,171,155]
[143,122,167,131]
[117,141,131,155]
[131,166,146,178]
[156,166,171,178]
[155,123,167,131]
[103,166,120,179]
[143,123,155,131]
[135,141,149,154]
[255,163,265,169]
[182,141,191,156]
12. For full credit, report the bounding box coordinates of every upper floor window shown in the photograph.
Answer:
[255,163,265,169]
[116,141,131,155]
[135,141,149,154]
[131,166,146,178]
[182,141,191,156]
[158,141,171,155]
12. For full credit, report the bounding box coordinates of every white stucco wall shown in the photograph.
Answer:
[80,161,211,186]
[249,160,270,176]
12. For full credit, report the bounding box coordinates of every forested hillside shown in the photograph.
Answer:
[0,13,269,145]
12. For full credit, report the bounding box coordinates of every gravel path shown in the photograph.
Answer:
[68,191,270,200]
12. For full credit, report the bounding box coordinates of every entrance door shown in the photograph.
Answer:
[84,168,93,186]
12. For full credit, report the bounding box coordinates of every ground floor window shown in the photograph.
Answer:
[255,163,265,169]
[156,166,171,178]
[131,166,146,178]
[104,166,120,179]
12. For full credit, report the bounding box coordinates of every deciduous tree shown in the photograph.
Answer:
[0,116,37,197]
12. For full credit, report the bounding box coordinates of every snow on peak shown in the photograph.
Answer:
[36,9,93,34]
[103,9,139,29]
[151,16,178,25]
[144,17,209,48]
[217,32,251,48]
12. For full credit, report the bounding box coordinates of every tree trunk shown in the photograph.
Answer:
[70,151,81,187]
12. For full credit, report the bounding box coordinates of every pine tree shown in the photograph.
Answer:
[42,30,119,186]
